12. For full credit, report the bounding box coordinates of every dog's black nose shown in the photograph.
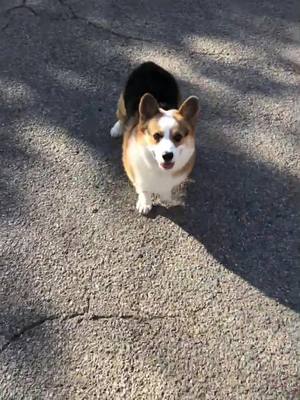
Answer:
[162,152,174,162]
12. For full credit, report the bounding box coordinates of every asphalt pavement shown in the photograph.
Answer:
[0,0,299,398]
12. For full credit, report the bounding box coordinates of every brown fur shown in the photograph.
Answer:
[116,93,137,184]
[116,93,127,123]
[117,93,198,189]
[136,112,195,148]
[122,118,138,185]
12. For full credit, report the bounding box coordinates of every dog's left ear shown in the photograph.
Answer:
[178,96,199,126]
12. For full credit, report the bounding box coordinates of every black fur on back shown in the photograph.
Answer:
[123,62,180,118]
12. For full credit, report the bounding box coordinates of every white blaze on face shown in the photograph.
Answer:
[153,110,177,163]
[146,109,195,171]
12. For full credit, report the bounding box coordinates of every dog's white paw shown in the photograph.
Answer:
[136,197,152,215]
[110,121,123,138]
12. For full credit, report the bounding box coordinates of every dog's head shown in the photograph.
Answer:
[137,93,199,171]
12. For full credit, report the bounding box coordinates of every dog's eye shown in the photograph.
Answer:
[173,133,182,143]
[153,133,162,142]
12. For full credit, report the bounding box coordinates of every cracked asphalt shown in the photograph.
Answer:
[0,0,299,399]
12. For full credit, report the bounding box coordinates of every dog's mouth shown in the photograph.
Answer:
[160,162,175,170]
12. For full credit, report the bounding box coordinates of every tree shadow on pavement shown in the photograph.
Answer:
[152,144,300,313]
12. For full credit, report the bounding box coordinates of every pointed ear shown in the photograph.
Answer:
[178,96,199,125]
[139,93,159,122]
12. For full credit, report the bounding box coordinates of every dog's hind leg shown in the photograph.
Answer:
[110,94,126,138]
[110,120,124,137]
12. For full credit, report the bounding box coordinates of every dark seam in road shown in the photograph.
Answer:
[57,0,154,42]
[0,312,85,354]
[5,4,37,17]
[1,0,154,44]
[0,310,189,354]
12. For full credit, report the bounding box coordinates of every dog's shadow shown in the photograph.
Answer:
[149,146,300,312]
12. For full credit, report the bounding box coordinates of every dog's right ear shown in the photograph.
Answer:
[139,93,159,123]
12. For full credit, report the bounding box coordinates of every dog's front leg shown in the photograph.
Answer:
[136,190,152,215]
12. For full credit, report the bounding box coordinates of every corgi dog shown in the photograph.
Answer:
[110,62,199,214]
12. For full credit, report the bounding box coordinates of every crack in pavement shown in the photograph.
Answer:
[89,313,180,321]
[1,0,154,44]
[82,19,154,43]
[0,294,91,353]
[0,290,216,354]
[0,309,189,354]
[1,3,36,31]
[0,312,85,354]
[58,0,154,42]
[5,4,37,17]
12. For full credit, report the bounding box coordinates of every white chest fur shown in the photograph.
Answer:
[128,136,188,197]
